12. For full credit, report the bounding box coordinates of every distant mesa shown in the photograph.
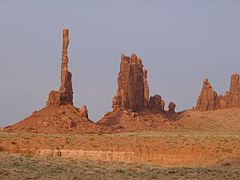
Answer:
[4,29,97,134]
[195,74,240,111]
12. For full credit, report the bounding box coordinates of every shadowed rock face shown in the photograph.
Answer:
[47,29,73,106]
[196,74,240,111]
[168,102,176,113]
[112,54,149,112]
[148,95,165,112]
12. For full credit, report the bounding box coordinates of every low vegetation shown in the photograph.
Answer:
[0,152,240,180]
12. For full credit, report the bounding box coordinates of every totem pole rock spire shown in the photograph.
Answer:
[59,29,73,105]
[61,29,69,77]
[47,29,73,106]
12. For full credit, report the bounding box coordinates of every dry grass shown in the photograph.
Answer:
[0,152,240,180]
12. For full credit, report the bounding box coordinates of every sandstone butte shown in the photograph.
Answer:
[4,29,98,134]
[3,29,240,134]
[195,74,240,111]
[97,54,179,133]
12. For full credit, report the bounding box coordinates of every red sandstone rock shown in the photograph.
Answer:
[196,74,240,111]
[230,74,240,93]
[112,54,149,112]
[5,29,97,134]
[148,95,165,112]
[195,79,218,111]
[47,91,61,106]
[216,95,227,109]
[47,29,73,106]
[168,102,176,113]
[143,70,149,107]
[79,105,89,119]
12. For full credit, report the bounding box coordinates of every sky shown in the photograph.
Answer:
[0,0,240,126]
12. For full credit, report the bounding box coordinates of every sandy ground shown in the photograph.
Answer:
[1,108,240,179]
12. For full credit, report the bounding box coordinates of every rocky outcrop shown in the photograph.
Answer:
[148,95,165,112]
[79,105,88,118]
[143,70,149,107]
[4,29,97,134]
[195,79,218,111]
[112,54,149,112]
[97,54,178,132]
[196,74,240,111]
[230,74,240,93]
[168,102,176,113]
[47,29,73,106]
[47,91,61,106]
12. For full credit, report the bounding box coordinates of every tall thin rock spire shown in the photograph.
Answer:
[47,29,73,106]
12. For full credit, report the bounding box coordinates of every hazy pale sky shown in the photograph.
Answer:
[0,0,240,126]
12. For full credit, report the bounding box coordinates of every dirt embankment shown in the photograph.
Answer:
[1,132,240,167]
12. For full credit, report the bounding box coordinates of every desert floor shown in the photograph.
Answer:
[0,152,240,180]
[0,131,240,179]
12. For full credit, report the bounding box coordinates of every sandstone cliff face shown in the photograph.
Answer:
[47,29,73,106]
[196,74,240,111]
[112,54,149,112]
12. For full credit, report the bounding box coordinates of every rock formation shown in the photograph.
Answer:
[230,74,240,93]
[143,70,149,107]
[4,29,98,134]
[196,74,240,111]
[111,53,176,115]
[97,54,178,133]
[112,54,149,112]
[195,79,218,111]
[148,95,165,112]
[168,102,176,113]
[79,105,89,119]
[47,29,73,106]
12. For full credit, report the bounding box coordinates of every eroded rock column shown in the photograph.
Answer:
[112,54,149,112]
[59,29,73,105]
[195,79,218,111]
[47,29,73,106]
